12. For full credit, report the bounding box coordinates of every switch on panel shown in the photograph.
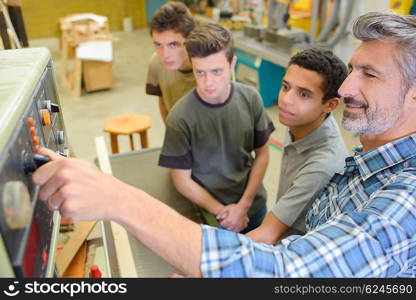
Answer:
[40,100,60,113]
[39,109,51,126]
[2,181,32,229]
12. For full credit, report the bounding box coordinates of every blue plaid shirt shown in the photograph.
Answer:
[200,134,416,277]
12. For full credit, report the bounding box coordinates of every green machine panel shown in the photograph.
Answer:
[235,48,285,107]
[0,48,68,277]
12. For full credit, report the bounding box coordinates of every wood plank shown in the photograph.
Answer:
[0,12,11,49]
[95,136,138,277]
[6,1,22,7]
[7,5,28,47]
[0,1,20,48]
[71,57,82,98]
[57,242,87,278]
[55,221,96,276]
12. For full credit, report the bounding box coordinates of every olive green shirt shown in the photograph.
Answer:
[146,53,196,112]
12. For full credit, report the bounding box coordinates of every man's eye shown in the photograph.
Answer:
[300,92,310,98]
[195,71,204,76]
[168,42,180,49]
[364,72,376,78]
[212,69,222,75]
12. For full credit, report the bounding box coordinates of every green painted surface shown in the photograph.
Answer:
[0,235,14,277]
[0,48,50,153]
[0,48,61,277]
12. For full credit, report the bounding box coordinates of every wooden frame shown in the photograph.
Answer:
[0,0,21,49]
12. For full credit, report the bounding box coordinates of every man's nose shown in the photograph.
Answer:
[159,47,170,59]
[280,90,294,105]
[204,73,213,85]
[338,73,358,99]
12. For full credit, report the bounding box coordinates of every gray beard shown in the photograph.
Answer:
[342,107,401,134]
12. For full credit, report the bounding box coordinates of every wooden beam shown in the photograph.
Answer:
[95,136,138,277]
[55,221,96,276]
[7,4,29,47]
[0,1,21,48]
[0,11,11,49]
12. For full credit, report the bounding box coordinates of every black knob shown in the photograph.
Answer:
[23,153,50,173]
[41,100,60,113]
[50,103,60,113]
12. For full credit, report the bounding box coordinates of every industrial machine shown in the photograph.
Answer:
[0,48,68,277]
[235,0,356,107]
[243,0,356,50]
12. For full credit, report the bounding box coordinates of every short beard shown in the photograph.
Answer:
[342,97,403,134]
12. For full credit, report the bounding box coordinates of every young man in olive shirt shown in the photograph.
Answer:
[146,2,196,123]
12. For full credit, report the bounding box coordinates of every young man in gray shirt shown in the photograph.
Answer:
[247,48,349,244]
[158,23,275,233]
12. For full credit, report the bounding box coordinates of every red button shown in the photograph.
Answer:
[42,248,48,265]
[89,265,102,278]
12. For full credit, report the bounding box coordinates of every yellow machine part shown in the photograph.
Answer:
[390,0,414,14]
[290,0,313,12]
[287,0,320,36]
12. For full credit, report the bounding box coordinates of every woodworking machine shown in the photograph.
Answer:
[0,48,68,277]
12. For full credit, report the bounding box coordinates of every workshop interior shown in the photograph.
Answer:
[0,0,415,278]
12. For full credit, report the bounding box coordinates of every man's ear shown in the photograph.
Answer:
[323,97,340,113]
[406,85,416,108]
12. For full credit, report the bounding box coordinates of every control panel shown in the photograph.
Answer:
[0,48,68,277]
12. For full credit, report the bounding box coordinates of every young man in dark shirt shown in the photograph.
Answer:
[159,23,275,233]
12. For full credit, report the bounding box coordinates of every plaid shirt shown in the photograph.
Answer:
[200,134,416,277]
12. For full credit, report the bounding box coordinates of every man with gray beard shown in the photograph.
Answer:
[33,11,416,277]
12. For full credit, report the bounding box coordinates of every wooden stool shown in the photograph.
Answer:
[103,114,151,154]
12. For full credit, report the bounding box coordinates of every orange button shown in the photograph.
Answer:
[34,145,39,152]
[32,136,39,145]
[40,109,51,126]
[27,117,35,127]
[30,127,36,136]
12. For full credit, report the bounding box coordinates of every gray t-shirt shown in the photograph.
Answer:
[159,82,275,217]
[273,114,348,233]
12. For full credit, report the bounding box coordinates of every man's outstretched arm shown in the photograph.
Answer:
[33,148,202,277]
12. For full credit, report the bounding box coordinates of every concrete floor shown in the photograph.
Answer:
[29,29,360,211]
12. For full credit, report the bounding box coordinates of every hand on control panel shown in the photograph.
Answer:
[32,148,136,222]
[32,147,203,278]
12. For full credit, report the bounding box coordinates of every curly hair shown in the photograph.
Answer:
[150,2,195,37]
[289,48,348,102]
[185,23,234,63]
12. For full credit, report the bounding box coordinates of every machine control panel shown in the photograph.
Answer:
[0,48,68,277]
